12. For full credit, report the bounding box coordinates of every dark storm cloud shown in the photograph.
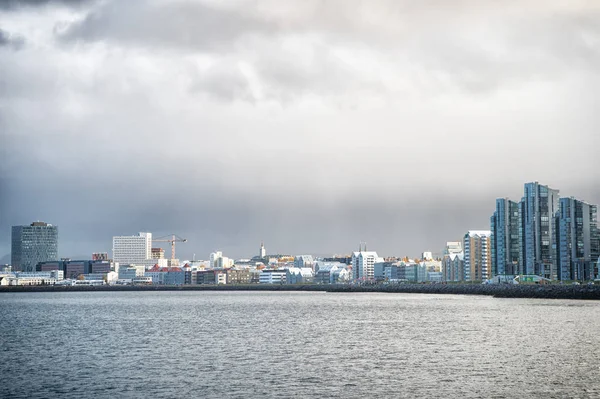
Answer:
[0,0,94,10]
[1,0,600,261]
[0,29,25,49]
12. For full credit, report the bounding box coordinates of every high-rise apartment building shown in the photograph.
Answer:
[523,182,560,279]
[11,221,59,271]
[557,197,599,281]
[491,198,521,276]
[112,232,152,265]
[352,247,382,281]
[463,231,491,281]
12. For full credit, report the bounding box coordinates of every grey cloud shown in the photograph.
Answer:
[2,1,600,261]
[0,0,94,10]
[59,1,278,52]
[0,29,25,50]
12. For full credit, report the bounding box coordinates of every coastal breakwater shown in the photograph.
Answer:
[2,283,600,300]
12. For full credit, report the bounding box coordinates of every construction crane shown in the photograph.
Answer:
[152,234,187,261]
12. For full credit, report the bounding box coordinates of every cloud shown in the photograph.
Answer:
[1,0,599,260]
[0,0,94,11]
[59,1,278,52]
[0,29,25,49]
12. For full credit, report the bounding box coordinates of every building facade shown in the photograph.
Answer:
[523,182,560,279]
[352,250,382,281]
[11,222,59,272]
[112,232,152,265]
[557,197,599,281]
[491,198,521,277]
[464,231,491,281]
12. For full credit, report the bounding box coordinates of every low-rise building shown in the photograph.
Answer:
[286,267,314,284]
[259,269,286,284]
[225,269,251,284]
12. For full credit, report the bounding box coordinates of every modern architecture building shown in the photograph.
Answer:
[463,231,491,281]
[491,198,521,276]
[557,197,599,281]
[11,222,59,272]
[112,232,152,265]
[522,182,560,279]
[352,246,382,281]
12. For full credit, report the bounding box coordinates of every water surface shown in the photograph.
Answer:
[1,291,599,398]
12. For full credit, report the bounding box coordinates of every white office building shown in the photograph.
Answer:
[112,232,152,266]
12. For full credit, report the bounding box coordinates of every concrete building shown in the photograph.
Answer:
[92,252,109,261]
[464,231,491,281]
[558,197,599,281]
[259,269,287,284]
[442,253,465,282]
[118,265,146,280]
[286,267,314,284]
[352,248,382,282]
[294,255,314,270]
[491,198,521,277]
[112,232,152,265]
[523,182,560,279]
[151,248,165,259]
[197,270,217,284]
[442,242,464,282]
[225,269,251,285]
[11,222,58,272]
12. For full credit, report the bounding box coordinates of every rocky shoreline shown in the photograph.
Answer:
[1,283,600,299]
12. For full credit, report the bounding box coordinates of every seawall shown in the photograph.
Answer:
[1,283,600,300]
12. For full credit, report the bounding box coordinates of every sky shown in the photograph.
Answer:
[1,0,599,261]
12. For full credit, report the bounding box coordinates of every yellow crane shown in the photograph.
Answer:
[152,234,187,261]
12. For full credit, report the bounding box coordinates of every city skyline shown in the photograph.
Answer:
[2,1,600,260]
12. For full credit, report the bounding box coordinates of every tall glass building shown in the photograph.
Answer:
[557,198,599,281]
[11,222,59,272]
[523,182,560,279]
[490,198,521,276]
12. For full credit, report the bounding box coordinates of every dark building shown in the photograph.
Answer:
[11,222,58,271]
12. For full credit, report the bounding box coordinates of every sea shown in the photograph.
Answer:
[1,291,599,398]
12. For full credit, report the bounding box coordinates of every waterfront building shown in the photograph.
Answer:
[118,265,146,280]
[65,261,89,279]
[112,232,152,265]
[464,231,491,281]
[196,269,217,284]
[294,255,314,270]
[259,269,287,284]
[491,198,521,277]
[286,267,314,284]
[557,197,599,281]
[522,182,560,279]
[4,270,63,285]
[11,222,58,272]
[352,247,382,281]
[225,269,251,284]
[442,253,465,282]
[442,242,464,282]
